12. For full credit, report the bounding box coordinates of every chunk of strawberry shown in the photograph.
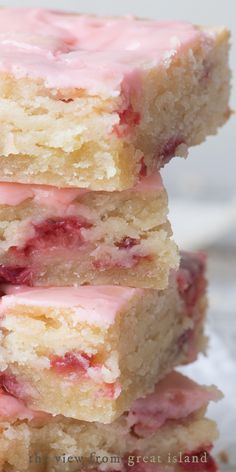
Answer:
[50,351,95,375]
[113,105,141,138]
[10,216,93,258]
[0,265,33,285]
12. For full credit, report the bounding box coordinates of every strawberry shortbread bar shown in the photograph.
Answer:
[0,371,221,471]
[0,252,207,423]
[0,174,177,289]
[0,9,231,190]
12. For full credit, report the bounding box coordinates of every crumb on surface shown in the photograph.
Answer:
[218,450,229,464]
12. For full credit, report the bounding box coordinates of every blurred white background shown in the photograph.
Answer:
[4,1,236,470]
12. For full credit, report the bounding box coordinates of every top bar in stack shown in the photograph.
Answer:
[0,9,231,190]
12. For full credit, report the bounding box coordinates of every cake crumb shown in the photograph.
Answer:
[218,450,229,464]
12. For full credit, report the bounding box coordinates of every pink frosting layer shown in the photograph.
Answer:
[0,182,87,207]
[0,173,163,206]
[0,9,206,95]
[0,285,143,327]
[0,388,49,422]
[129,371,221,437]
[0,389,33,420]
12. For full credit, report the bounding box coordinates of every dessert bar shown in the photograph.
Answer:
[0,9,231,190]
[0,371,221,471]
[0,174,177,289]
[0,252,207,423]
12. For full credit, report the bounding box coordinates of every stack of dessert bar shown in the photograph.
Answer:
[0,9,231,472]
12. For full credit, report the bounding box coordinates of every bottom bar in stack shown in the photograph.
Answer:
[0,252,207,423]
[0,371,221,472]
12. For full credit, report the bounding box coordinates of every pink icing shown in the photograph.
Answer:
[0,182,87,206]
[0,173,163,206]
[0,388,49,422]
[132,173,163,193]
[129,371,221,437]
[0,389,34,420]
[0,9,205,95]
[0,285,143,327]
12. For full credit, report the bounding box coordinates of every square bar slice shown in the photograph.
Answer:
[0,252,207,423]
[0,174,178,289]
[0,371,221,471]
[0,8,231,190]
